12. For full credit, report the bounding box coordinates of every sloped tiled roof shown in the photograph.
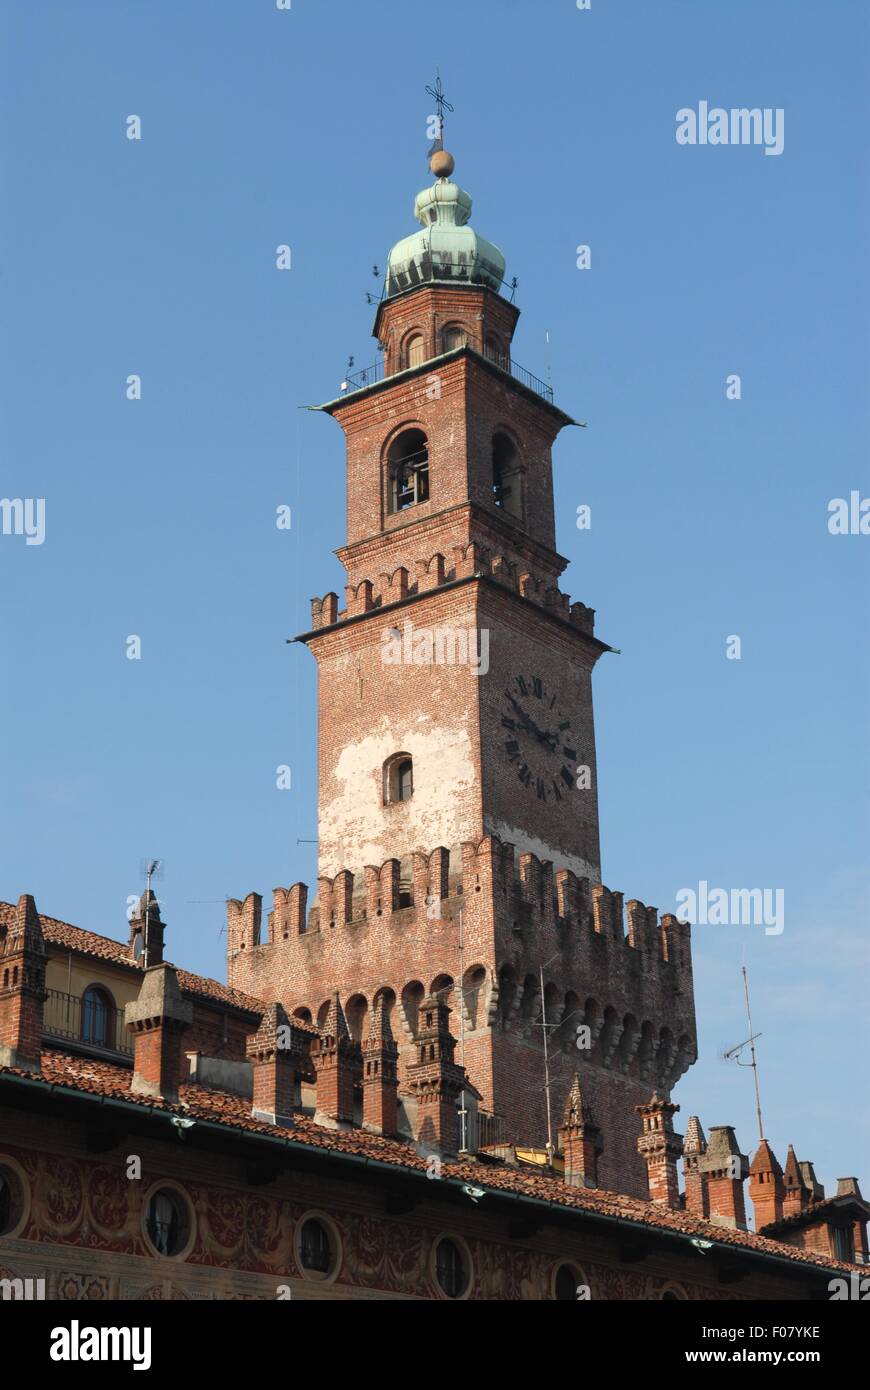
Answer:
[0,901,268,1018]
[0,1048,857,1277]
[761,1193,870,1237]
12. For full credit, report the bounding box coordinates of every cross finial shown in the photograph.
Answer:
[426,69,454,142]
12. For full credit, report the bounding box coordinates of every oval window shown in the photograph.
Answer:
[0,1164,24,1237]
[144,1187,190,1257]
[434,1237,470,1299]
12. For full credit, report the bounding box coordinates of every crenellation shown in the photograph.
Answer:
[228,843,696,1139]
[627,899,657,953]
[226,891,262,960]
[490,553,517,588]
[461,835,513,905]
[555,867,591,923]
[544,584,570,615]
[591,883,625,939]
[452,541,480,579]
[309,547,592,636]
[570,600,595,634]
[380,565,410,603]
[364,858,401,918]
[268,883,308,941]
[231,845,694,994]
[345,578,375,617]
[415,551,446,591]
[310,592,339,629]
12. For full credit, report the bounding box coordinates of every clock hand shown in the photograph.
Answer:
[507,694,535,731]
[508,695,559,749]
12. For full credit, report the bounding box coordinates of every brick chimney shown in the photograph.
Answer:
[682,1115,708,1217]
[636,1092,683,1208]
[313,993,360,1125]
[749,1139,785,1229]
[558,1074,602,1188]
[778,1150,806,1217]
[128,890,165,967]
[699,1125,749,1230]
[0,895,48,1072]
[361,995,399,1137]
[246,1002,310,1125]
[783,1144,811,1217]
[407,994,466,1159]
[799,1159,825,1203]
[836,1179,869,1263]
[125,964,193,1103]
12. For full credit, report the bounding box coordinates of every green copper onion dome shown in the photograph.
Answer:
[385,152,506,299]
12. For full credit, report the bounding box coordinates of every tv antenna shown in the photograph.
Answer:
[365,266,381,305]
[721,965,765,1143]
[141,858,162,969]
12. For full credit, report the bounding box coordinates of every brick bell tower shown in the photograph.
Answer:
[228,142,697,1196]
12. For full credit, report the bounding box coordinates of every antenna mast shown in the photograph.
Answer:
[722,965,765,1144]
[457,907,469,1153]
[540,962,554,1163]
[742,965,765,1143]
[143,858,161,969]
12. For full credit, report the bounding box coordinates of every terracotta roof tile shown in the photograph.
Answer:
[0,1048,857,1277]
[761,1193,870,1236]
[0,901,271,1019]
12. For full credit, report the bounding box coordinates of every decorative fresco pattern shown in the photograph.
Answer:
[0,1141,756,1300]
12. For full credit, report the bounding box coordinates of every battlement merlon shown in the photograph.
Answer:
[226,837,695,999]
[305,542,598,638]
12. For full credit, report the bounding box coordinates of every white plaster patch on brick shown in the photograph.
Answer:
[319,716,478,878]
[485,819,600,885]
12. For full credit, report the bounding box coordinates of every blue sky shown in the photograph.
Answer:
[2,0,867,1204]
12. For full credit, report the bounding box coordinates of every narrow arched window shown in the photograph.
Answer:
[388,429,429,512]
[442,324,467,353]
[81,985,113,1049]
[485,333,505,368]
[492,432,523,520]
[384,753,414,804]
[405,333,425,368]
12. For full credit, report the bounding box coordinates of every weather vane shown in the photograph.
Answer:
[426,69,454,157]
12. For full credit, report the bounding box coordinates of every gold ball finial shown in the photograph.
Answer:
[429,149,455,179]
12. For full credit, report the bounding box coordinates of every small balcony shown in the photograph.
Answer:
[463,1106,508,1152]
[43,987,133,1061]
[342,344,554,405]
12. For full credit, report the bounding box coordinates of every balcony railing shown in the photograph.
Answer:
[344,359,386,391]
[343,345,553,404]
[485,347,554,403]
[463,1106,507,1152]
[43,988,133,1058]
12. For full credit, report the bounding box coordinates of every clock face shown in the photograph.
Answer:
[500,673,578,801]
